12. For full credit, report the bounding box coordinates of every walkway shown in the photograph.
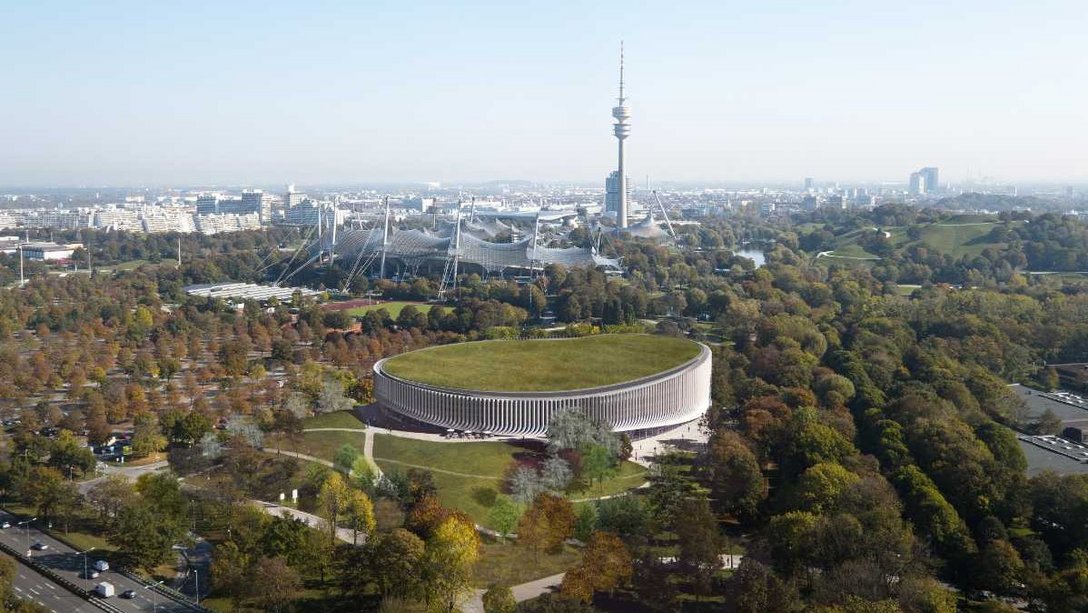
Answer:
[462,573,566,613]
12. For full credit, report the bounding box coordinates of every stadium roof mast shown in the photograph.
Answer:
[651,190,677,241]
[379,196,390,279]
[438,204,463,301]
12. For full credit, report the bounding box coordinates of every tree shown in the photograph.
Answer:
[582,444,617,490]
[561,531,633,602]
[540,456,573,492]
[249,556,301,613]
[18,466,77,525]
[86,474,138,520]
[130,413,167,458]
[351,456,375,489]
[508,464,545,505]
[345,489,376,546]
[700,430,768,522]
[108,502,184,571]
[976,539,1026,594]
[488,495,520,542]
[135,471,186,522]
[595,495,651,541]
[333,443,359,474]
[368,528,426,598]
[676,497,722,599]
[731,558,801,613]
[546,408,618,456]
[482,584,516,613]
[1037,408,1063,436]
[518,493,575,557]
[317,377,354,414]
[211,541,250,612]
[317,472,350,545]
[423,514,481,612]
[47,430,96,478]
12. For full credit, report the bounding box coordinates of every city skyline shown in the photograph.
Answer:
[2,1,1086,187]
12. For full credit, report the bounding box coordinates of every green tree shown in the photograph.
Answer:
[333,443,359,474]
[108,502,184,571]
[675,497,721,599]
[488,495,520,542]
[482,584,516,613]
[249,556,301,613]
[582,444,617,490]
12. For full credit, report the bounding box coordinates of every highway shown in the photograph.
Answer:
[0,511,196,613]
[10,561,97,613]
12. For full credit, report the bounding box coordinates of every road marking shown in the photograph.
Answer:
[46,583,55,589]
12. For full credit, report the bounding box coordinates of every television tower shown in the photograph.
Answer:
[612,42,631,229]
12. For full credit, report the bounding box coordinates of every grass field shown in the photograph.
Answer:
[343,301,433,318]
[266,429,367,460]
[371,434,648,528]
[382,334,701,391]
[302,410,364,430]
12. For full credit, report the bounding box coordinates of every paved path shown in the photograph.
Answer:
[254,501,358,545]
[629,420,709,467]
[463,572,566,613]
[301,428,367,433]
[263,448,334,468]
[78,460,170,495]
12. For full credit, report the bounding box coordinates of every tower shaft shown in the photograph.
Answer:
[611,42,631,229]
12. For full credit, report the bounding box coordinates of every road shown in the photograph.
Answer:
[0,511,195,612]
[9,561,98,613]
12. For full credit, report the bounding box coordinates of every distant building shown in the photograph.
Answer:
[804,177,815,191]
[921,167,940,194]
[22,242,81,261]
[285,184,306,209]
[909,172,927,196]
[405,197,436,213]
[605,171,631,220]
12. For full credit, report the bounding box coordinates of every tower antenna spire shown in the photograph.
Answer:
[619,41,625,104]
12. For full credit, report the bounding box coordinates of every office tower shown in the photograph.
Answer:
[285,184,306,209]
[909,172,927,196]
[196,194,219,215]
[611,43,631,228]
[605,171,632,216]
[921,167,940,194]
[804,177,814,191]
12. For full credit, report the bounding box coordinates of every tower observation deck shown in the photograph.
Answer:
[612,42,631,229]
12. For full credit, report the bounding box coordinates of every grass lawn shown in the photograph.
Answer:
[372,434,647,528]
[302,410,365,430]
[265,430,366,460]
[343,301,432,318]
[382,334,701,391]
[473,540,581,588]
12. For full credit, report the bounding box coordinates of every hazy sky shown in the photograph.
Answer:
[2,0,1085,187]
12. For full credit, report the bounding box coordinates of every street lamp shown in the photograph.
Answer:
[171,543,200,605]
[78,547,95,580]
[145,580,165,613]
[16,517,36,556]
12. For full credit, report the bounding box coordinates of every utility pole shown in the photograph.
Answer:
[177,236,182,268]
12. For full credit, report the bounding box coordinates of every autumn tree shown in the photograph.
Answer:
[422,514,481,612]
[560,531,633,602]
[518,493,575,557]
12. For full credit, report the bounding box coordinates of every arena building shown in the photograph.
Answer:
[373,335,711,437]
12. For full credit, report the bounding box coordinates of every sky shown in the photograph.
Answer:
[1,0,1086,187]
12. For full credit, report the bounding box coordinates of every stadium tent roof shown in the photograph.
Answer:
[334,224,620,274]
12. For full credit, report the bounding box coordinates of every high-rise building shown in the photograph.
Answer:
[909,172,927,196]
[804,177,815,191]
[285,184,306,209]
[611,43,631,229]
[921,167,940,194]
[605,171,632,216]
[196,194,219,215]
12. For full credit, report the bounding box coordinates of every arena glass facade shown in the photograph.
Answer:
[373,343,711,437]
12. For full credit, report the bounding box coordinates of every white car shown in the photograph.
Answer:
[0,522,10,529]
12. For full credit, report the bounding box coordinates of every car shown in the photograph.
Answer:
[120,589,136,599]
[31,542,47,551]
[0,522,10,529]
[93,560,109,572]
[82,570,99,579]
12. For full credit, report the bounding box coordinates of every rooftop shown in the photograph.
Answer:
[381,334,701,392]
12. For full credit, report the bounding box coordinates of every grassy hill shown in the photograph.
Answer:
[820,216,1022,261]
